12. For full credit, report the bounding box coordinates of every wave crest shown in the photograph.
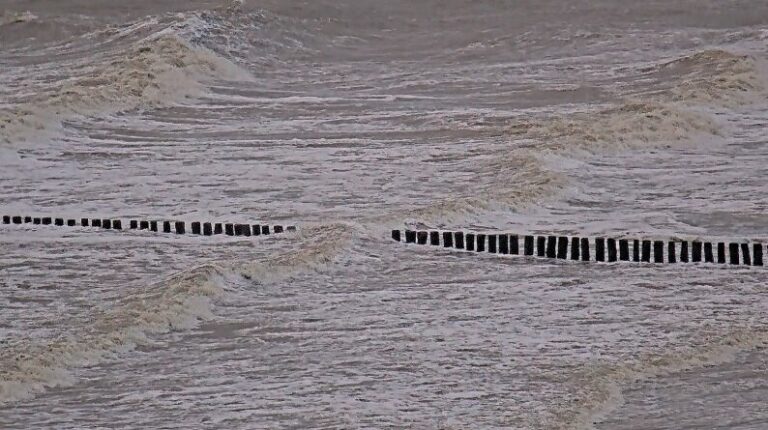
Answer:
[0,264,226,404]
[0,225,350,405]
[240,223,357,280]
[506,102,720,153]
[659,49,766,106]
[399,100,720,223]
[391,151,564,225]
[0,224,356,404]
[547,327,768,430]
[63,34,245,105]
[0,10,37,26]
[379,101,717,224]
[1,31,249,144]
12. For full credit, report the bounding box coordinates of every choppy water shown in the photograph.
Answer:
[2,1,768,428]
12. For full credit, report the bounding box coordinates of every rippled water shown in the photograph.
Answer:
[2,1,768,428]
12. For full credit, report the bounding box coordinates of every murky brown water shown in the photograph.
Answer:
[2,1,768,428]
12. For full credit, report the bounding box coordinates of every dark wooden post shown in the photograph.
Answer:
[557,236,568,259]
[619,239,630,261]
[595,238,605,262]
[443,231,454,248]
[454,232,465,249]
[704,243,714,263]
[607,238,617,262]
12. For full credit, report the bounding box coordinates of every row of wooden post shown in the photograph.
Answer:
[2,215,296,237]
[392,229,764,266]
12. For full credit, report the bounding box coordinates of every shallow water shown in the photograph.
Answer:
[2,1,768,428]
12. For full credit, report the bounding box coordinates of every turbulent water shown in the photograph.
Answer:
[2,0,768,428]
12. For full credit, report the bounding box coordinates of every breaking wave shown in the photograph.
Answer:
[408,48,767,231]
[381,101,724,224]
[0,0,275,145]
[506,101,721,154]
[388,150,564,225]
[0,10,37,26]
[501,48,767,157]
[406,100,723,224]
[548,327,768,430]
[0,264,227,404]
[0,32,249,144]
[240,223,358,279]
[0,223,353,404]
[659,49,767,106]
